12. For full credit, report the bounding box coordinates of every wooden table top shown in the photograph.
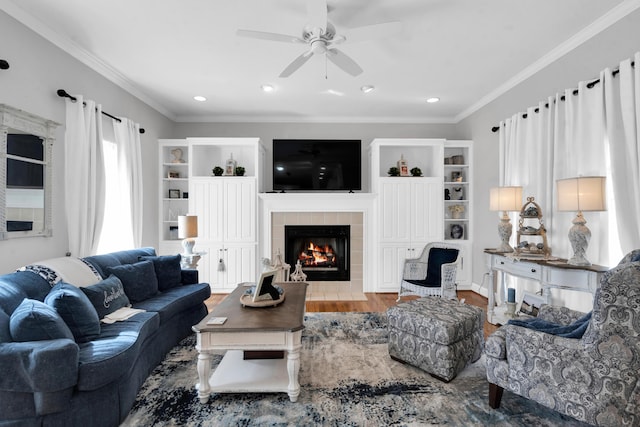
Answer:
[193,282,308,334]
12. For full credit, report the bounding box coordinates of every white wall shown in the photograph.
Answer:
[458,8,640,309]
[0,11,173,273]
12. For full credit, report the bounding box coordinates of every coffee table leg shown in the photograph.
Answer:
[197,352,212,403]
[286,346,301,402]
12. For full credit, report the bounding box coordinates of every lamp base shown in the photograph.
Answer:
[496,213,514,253]
[567,212,591,266]
[182,238,195,255]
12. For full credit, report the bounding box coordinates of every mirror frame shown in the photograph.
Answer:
[0,104,59,240]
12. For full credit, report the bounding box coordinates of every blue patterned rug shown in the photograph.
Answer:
[121,312,589,426]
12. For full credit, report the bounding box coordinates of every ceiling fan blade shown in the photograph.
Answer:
[342,21,403,44]
[307,0,328,33]
[279,51,314,78]
[326,48,363,77]
[236,29,304,44]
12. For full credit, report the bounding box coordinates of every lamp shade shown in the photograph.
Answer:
[556,176,606,212]
[489,186,523,212]
[178,215,198,239]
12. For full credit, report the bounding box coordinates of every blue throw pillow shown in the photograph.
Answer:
[45,282,101,343]
[139,255,182,291]
[80,275,131,319]
[0,309,12,342]
[9,298,74,342]
[105,260,159,302]
[425,248,459,286]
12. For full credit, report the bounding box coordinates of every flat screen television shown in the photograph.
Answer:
[273,139,361,191]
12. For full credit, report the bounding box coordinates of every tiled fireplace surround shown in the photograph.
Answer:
[259,194,374,301]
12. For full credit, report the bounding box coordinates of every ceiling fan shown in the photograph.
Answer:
[236,0,402,78]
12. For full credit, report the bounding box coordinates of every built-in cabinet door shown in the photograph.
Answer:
[207,244,256,291]
[190,178,223,241]
[223,178,256,242]
[379,178,442,243]
[378,245,410,292]
[379,180,412,242]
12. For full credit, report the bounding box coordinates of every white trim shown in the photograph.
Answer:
[174,115,458,124]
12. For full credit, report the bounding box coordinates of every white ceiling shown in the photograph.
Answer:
[2,0,636,123]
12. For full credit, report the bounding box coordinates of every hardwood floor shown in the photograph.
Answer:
[205,290,499,338]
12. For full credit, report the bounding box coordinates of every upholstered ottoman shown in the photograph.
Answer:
[387,297,484,382]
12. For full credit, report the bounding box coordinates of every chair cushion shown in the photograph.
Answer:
[80,275,131,320]
[9,298,74,342]
[45,282,101,343]
[105,260,159,302]
[139,254,182,291]
[425,248,459,286]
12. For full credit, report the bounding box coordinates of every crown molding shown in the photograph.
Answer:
[174,114,458,124]
[1,0,177,121]
[454,0,640,123]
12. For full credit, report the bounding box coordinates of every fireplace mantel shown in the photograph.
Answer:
[259,193,375,293]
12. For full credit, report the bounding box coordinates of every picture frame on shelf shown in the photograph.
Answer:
[168,170,180,179]
[168,189,181,199]
[450,223,464,239]
[451,171,463,182]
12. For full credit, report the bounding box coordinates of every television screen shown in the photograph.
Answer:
[273,139,361,191]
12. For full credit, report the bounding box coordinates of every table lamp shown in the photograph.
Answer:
[556,176,606,266]
[489,186,523,252]
[178,215,198,255]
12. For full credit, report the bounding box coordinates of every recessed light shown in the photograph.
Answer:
[361,85,375,93]
[261,84,274,92]
[426,97,440,103]
[193,95,207,102]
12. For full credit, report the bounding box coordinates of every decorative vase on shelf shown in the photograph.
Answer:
[397,154,409,176]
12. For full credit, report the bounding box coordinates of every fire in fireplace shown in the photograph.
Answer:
[285,225,350,281]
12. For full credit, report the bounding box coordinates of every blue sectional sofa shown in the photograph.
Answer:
[0,248,211,427]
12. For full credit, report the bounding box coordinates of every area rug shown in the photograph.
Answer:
[121,312,589,426]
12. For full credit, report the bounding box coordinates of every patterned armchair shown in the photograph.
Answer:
[485,251,640,426]
[397,242,461,301]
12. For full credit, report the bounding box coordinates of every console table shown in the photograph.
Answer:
[484,249,609,325]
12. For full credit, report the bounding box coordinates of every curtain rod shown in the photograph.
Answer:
[490,60,635,133]
[56,89,145,134]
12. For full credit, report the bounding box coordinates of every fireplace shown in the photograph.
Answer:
[285,225,350,281]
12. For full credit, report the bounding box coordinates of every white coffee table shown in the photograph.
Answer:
[192,282,307,403]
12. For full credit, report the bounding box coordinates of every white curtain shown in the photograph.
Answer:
[604,53,640,255]
[64,96,105,257]
[113,118,143,247]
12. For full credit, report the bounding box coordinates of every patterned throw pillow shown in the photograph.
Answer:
[46,282,101,342]
[105,260,159,302]
[9,298,74,342]
[80,275,131,320]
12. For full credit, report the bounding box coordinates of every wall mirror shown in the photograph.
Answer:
[0,104,59,240]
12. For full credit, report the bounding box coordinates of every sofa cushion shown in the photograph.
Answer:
[105,260,159,303]
[0,309,11,342]
[139,254,182,291]
[82,247,156,279]
[45,282,101,343]
[133,282,211,324]
[76,311,160,391]
[80,275,131,320]
[425,248,459,286]
[9,298,74,342]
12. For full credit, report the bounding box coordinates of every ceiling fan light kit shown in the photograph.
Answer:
[236,0,401,78]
